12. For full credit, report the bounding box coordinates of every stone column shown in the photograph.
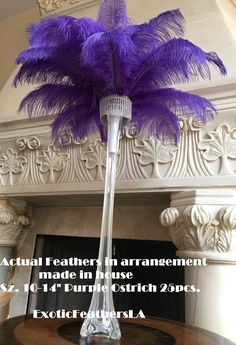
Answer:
[160,189,236,343]
[0,198,30,320]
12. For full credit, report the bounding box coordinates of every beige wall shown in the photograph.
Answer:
[0,7,40,90]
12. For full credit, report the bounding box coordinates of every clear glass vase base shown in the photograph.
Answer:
[80,317,121,339]
[58,320,175,345]
[80,337,121,345]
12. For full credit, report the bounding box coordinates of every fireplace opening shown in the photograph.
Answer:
[27,235,185,322]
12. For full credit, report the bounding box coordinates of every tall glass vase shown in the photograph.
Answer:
[80,95,131,340]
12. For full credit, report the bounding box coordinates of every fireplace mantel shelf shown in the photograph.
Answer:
[0,81,236,198]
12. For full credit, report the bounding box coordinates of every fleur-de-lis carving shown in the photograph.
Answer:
[81,140,106,181]
[0,148,27,186]
[199,124,236,175]
[134,137,177,178]
[36,145,69,183]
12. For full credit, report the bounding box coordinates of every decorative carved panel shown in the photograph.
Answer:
[38,0,80,12]
[198,124,236,175]
[0,120,236,190]
[37,0,98,16]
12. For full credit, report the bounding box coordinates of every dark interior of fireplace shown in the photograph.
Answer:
[27,235,185,322]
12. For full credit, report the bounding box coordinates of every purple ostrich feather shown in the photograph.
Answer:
[14,0,227,144]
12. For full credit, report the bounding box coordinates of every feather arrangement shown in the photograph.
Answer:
[14,0,226,144]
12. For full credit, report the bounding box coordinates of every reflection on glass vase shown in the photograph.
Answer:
[80,96,132,340]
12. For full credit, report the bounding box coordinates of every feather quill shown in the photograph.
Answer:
[51,105,100,143]
[97,0,129,30]
[13,60,76,87]
[125,9,185,54]
[29,16,106,48]
[127,38,226,95]
[81,30,136,94]
[18,84,91,116]
[132,88,216,124]
[132,102,181,144]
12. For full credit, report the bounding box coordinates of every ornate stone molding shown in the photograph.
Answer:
[36,144,69,184]
[198,124,236,175]
[0,116,236,194]
[0,148,27,186]
[0,199,31,246]
[0,121,235,187]
[133,137,177,178]
[160,190,236,261]
[81,140,106,181]
[38,0,80,12]
[37,0,99,16]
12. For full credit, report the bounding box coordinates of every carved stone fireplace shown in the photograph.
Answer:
[26,235,185,323]
[0,0,236,343]
[0,80,236,342]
